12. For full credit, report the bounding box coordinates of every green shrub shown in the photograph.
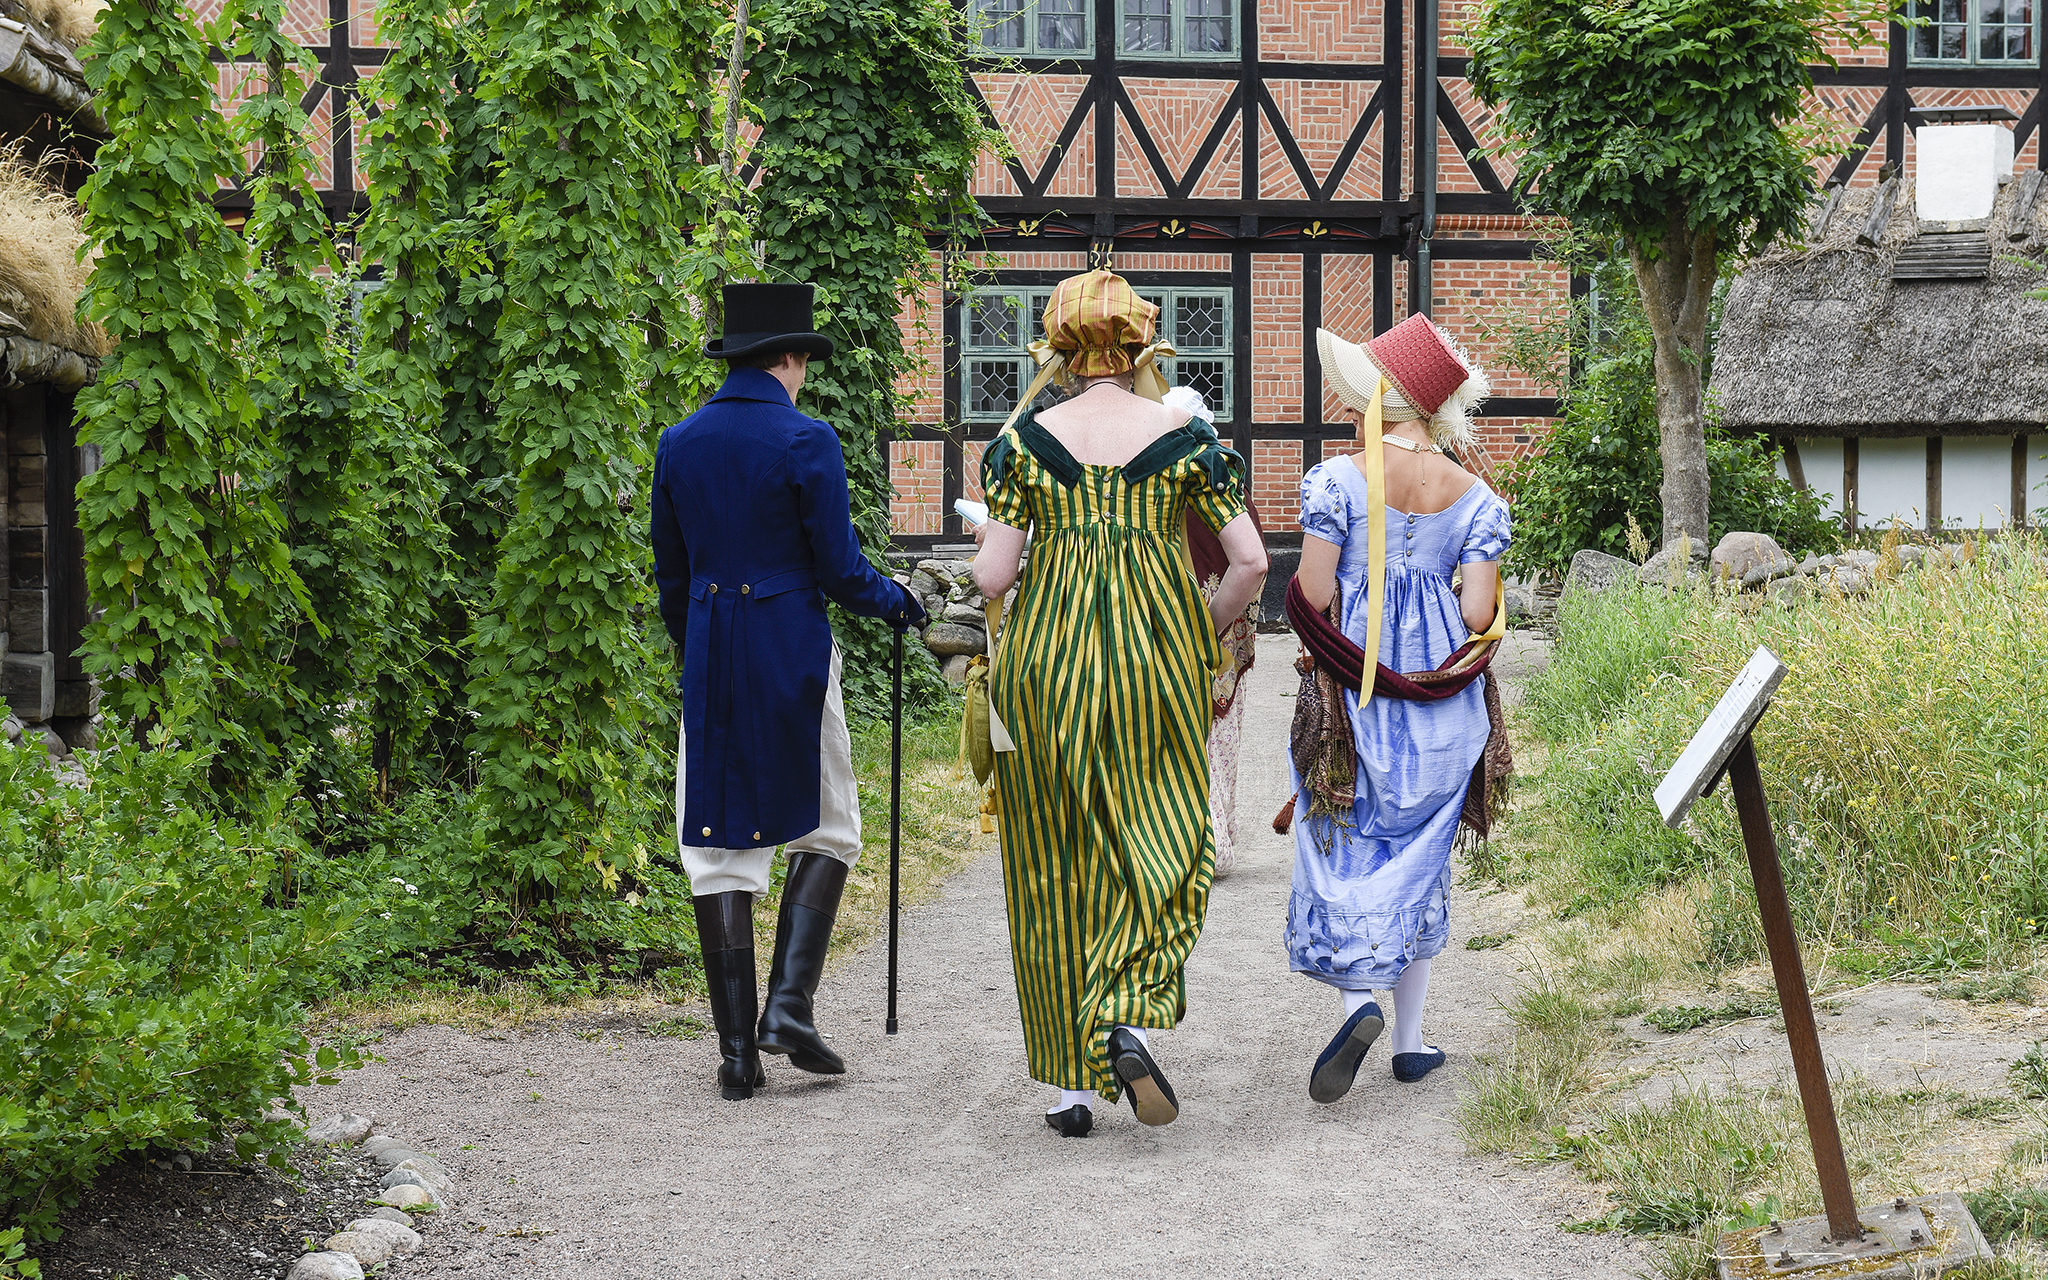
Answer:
[0,728,355,1243]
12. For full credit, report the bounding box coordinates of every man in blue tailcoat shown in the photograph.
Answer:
[651,283,925,1101]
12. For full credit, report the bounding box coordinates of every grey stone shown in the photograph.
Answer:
[321,1232,393,1267]
[307,1114,375,1146]
[1768,576,1812,606]
[366,1208,416,1228]
[1711,532,1796,588]
[1637,543,1709,588]
[1820,565,1872,596]
[371,1145,422,1168]
[373,1183,438,1210]
[340,1218,421,1255]
[906,569,942,600]
[915,559,956,586]
[385,1157,453,1193]
[921,623,986,657]
[31,725,65,757]
[1839,548,1881,570]
[943,602,988,627]
[171,1151,193,1172]
[1,652,54,721]
[380,1168,432,1193]
[360,1134,407,1157]
[1,715,20,743]
[1894,543,1928,569]
[1799,552,1821,574]
[1502,583,1538,624]
[1564,549,1633,595]
[941,655,972,686]
[286,1253,365,1280]
[52,716,95,753]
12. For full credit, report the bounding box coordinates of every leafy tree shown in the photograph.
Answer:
[463,0,667,908]
[1467,0,1887,549]
[74,0,291,745]
[1497,254,1841,577]
[748,0,993,717]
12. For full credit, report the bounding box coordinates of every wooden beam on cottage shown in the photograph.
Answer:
[2018,435,2035,528]
[1925,436,1942,532]
[1843,437,1860,535]
[1858,177,1899,248]
[0,333,94,391]
[2011,171,2046,244]
[0,16,100,135]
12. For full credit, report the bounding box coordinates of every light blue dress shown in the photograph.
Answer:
[1285,458,1511,990]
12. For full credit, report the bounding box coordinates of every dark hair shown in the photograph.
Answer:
[729,349,802,371]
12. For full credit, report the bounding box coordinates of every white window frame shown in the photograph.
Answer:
[1116,0,1238,60]
[1907,0,2039,65]
[974,0,1095,57]
[959,284,1235,423]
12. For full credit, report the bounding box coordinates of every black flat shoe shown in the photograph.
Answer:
[1044,1105,1093,1138]
[1107,1028,1179,1127]
[1392,1047,1447,1083]
[1308,1001,1385,1104]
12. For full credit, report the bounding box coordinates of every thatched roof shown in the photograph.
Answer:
[0,143,105,363]
[1710,173,2048,437]
[0,0,103,138]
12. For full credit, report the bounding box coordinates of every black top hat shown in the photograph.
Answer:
[703,282,836,361]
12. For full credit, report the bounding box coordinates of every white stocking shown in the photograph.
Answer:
[1046,1088,1094,1114]
[1390,956,1433,1057]
[1341,987,1376,1018]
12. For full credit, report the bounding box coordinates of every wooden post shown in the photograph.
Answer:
[1726,734,1862,1244]
[1843,436,1860,536]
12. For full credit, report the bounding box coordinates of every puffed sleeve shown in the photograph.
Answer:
[1460,490,1512,564]
[1298,463,1351,547]
[1184,441,1247,534]
[979,430,1032,529]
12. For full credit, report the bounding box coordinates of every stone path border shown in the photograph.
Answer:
[286,1113,456,1280]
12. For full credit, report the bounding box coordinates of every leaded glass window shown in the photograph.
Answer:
[960,285,1235,423]
[1909,0,2037,63]
[1118,0,1236,58]
[977,0,1092,55]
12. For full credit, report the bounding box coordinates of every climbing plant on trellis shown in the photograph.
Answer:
[747,0,994,718]
[74,0,289,751]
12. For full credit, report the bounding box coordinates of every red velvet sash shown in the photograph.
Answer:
[1283,575,1496,699]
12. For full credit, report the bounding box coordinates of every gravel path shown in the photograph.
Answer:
[311,632,1652,1279]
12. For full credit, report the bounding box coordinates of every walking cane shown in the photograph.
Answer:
[886,625,903,1035]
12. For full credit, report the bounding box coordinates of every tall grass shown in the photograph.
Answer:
[1513,533,2048,973]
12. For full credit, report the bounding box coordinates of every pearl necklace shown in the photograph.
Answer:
[1382,432,1436,453]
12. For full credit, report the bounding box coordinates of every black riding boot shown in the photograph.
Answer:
[757,851,850,1075]
[692,891,766,1100]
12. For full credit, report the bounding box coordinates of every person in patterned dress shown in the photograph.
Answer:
[970,270,1267,1137]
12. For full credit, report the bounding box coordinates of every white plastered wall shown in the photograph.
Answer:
[1855,437,1926,529]
[1942,435,2013,529]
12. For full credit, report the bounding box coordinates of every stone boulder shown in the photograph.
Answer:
[921,623,986,658]
[1637,542,1708,588]
[1565,549,1633,596]
[1711,532,1796,589]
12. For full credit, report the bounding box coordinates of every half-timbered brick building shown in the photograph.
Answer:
[243,2,2045,547]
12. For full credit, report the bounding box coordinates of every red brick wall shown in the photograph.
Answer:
[890,441,944,537]
[1427,257,1569,400]
[1259,0,1384,63]
[1252,255,1303,422]
[1252,439,1305,530]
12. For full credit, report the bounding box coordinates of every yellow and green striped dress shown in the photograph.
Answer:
[982,414,1248,1098]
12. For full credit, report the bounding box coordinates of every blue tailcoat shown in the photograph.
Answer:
[651,367,920,851]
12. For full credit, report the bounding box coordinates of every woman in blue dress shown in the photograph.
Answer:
[1285,315,1510,1099]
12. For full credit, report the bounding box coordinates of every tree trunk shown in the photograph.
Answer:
[1628,215,1718,551]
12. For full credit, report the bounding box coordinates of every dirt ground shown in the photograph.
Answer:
[300,633,1660,1279]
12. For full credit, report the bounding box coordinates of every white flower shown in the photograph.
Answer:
[405,884,418,895]
[379,912,392,920]
[389,876,405,885]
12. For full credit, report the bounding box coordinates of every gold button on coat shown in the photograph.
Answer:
[709,584,718,593]
[741,584,751,594]
[752,831,762,841]
[701,826,712,838]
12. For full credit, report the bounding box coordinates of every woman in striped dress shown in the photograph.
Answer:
[972,270,1267,1138]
